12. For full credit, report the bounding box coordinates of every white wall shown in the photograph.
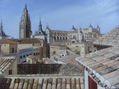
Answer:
[98,85,105,89]
[84,69,106,89]
[85,69,89,89]
[18,48,33,64]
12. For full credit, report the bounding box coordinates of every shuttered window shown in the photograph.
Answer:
[88,76,97,89]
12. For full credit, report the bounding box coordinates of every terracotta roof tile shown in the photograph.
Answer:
[76,47,119,88]
[0,38,42,44]
[0,56,16,73]
[0,77,83,89]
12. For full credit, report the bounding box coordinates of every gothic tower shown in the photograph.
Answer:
[35,19,45,35]
[0,21,7,37]
[45,24,51,43]
[19,4,32,39]
[39,20,43,32]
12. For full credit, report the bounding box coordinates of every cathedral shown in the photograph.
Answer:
[19,4,32,39]
[18,4,101,44]
[45,25,101,44]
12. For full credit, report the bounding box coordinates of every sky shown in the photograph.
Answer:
[0,0,119,38]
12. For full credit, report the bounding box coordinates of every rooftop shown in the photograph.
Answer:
[94,26,119,46]
[51,30,69,33]
[0,56,16,74]
[0,75,83,89]
[76,47,119,88]
[0,38,43,44]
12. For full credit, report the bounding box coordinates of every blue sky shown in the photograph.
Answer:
[0,0,119,38]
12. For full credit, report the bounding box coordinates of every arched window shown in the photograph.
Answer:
[60,37,62,40]
[63,37,65,40]
[54,36,56,41]
[66,37,67,40]
[57,37,59,40]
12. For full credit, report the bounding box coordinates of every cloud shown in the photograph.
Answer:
[0,0,119,38]
[40,0,119,33]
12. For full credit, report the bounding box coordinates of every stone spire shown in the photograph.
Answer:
[89,24,93,28]
[97,25,100,33]
[34,19,46,36]
[72,25,76,31]
[0,21,6,37]
[46,24,50,30]
[79,28,83,33]
[19,4,32,39]
[39,19,43,31]
[97,25,100,29]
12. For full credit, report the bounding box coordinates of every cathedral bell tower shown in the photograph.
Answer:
[19,4,32,39]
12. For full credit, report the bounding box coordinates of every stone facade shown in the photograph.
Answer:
[0,40,17,55]
[18,5,101,44]
[33,20,47,41]
[19,4,32,39]
[67,42,94,57]
[94,26,119,46]
[45,25,101,44]
[0,38,49,63]
[45,25,68,44]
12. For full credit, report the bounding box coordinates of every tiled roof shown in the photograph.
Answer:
[0,40,17,44]
[94,26,119,46]
[17,38,43,44]
[51,30,68,33]
[0,76,83,89]
[76,47,119,88]
[0,38,42,44]
[0,56,16,73]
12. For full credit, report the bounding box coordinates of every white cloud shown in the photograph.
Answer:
[40,0,119,34]
[0,0,119,37]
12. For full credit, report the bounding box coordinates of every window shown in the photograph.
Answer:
[20,56,22,59]
[23,55,25,58]
[11,48,15,53]
[72,41,75,43]
[88,76,97,89]
[9,70,12,75]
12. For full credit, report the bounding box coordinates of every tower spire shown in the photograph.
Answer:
[0,20,3,33]
[39,18,42,26]
[0,21,6,37]
[89,24,93,28]
[38,18,43,31]
[23,3,28,14]
[97,25,100,33]
[19,4,32,39]
[25,3,27,9]
[46,24,49,29]
[72,25,76,31]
